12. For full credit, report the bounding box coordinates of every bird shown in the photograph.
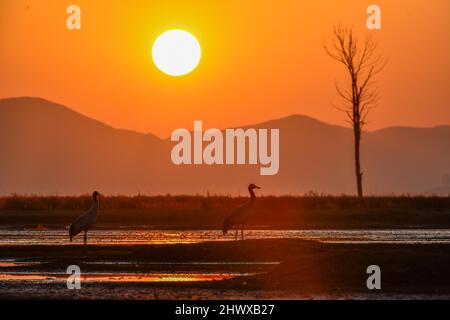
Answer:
[69,191,101,244]
[222,184,261,240]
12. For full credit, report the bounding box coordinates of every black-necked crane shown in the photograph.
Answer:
[222,184,261,240]
[69,191,101,244]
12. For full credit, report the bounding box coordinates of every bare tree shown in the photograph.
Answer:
[324,25,385,198]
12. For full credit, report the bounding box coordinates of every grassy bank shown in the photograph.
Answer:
[1,195,449,229]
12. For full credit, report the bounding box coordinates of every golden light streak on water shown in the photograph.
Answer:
[0,272,253,282]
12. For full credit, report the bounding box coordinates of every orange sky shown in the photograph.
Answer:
[1,0,449,137]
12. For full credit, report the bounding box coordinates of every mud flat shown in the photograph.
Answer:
[0,239,449,299]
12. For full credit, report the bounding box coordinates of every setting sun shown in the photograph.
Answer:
[152,30,201,76]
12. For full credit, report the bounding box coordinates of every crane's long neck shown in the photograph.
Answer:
[92,199,99,214]
[249,188,256,199]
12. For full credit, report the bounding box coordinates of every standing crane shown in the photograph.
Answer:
[69,191,101,244]
[222,184,261,240]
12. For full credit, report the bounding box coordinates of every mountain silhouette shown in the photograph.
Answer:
[1,97,449,195]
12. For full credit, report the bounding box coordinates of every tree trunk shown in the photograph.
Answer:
[354,126,363,198]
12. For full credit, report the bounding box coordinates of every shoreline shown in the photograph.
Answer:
[1,239,450,299]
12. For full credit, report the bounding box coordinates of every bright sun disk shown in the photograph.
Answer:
[152,30,201,76]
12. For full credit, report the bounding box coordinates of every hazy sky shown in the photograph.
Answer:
[1,0,449,137]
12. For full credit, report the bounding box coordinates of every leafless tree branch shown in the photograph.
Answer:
[324,24,386,197]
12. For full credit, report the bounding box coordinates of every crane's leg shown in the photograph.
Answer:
[241,225,244,240]
[84,231,87,245]
[235,227,238,241]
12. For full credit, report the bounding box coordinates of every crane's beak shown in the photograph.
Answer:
[254,185,261,189]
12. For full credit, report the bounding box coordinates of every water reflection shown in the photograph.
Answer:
[1,229,450,246]
[0,272,254,283]
[0,260,42,267]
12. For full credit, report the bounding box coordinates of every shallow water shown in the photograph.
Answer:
[1,229,450,299]
[0,272,254,283]
[0,260,42,267]
[1,229,450,246]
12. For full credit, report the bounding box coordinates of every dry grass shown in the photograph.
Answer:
[0,193,448,211]
[1,194,449,229]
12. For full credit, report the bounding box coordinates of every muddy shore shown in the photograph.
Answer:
[1,239,449,299]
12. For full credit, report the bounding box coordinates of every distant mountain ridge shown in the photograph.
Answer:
[0,97,449,195]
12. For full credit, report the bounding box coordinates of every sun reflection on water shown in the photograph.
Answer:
[0,272,253,283]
